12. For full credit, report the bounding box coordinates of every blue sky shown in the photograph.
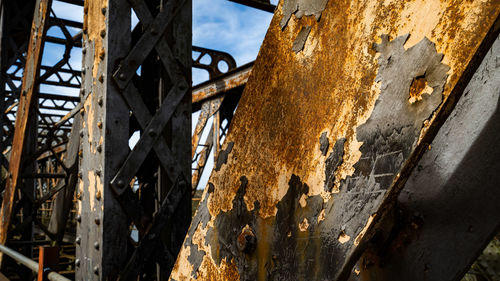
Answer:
[44,0,275,190]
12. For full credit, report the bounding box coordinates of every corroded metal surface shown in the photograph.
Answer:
[171,0,500,280]
[0,0,51,263]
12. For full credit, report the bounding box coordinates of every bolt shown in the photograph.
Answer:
[95,217,100,225]
[75,259,80,266]
[93,265,99,275]
[97,144,102,153]
[119,73,126,81]
[79,129,84,137]
[98,96,103,106]
[75,236,81,245]
[97,121,103,129]
[100,29,106,38]
[94,241,99,250]
[95,190,101,200]
[83,6,88,14]
[148,129,156,137]
[82,48,86,54]
[76,215,81,222]
[237,226,257,254]
[98,74,104,83]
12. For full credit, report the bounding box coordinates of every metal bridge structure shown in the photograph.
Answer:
[0,0,499,280]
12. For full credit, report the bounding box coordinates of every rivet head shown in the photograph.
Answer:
[97,144,102,153]
[76,192,82,200]
[97,96,103,106]
[75,259,80,266]
[95,190,101,200]
[148,129,156,137]
[119,73,126,81]
[97,121,103,129]
[75,236,81,244]
[80,88,85,96]
[82,48,87,54]
[95,217,100,225]
[117,180,125,188]
[96,170,101,177]
[79,130,84,137]
[78,172,82,178]
[100,29,106,38]
[98,74,104,83]
[94,241,99,250]
[237,226,256,254]
[93,265,99,275]
[151,28,158,35]
[101,7,106,14]
[76,215,81,222]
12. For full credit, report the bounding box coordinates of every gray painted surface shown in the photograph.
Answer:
[356,34,500,281]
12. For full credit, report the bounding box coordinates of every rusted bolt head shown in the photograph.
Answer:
[78,172,82,178]
[75,259,80,266]
[100,29,106,38]
[76,192,82,200]
[82,48,87,54]
[97,121,103,129]
[97,96,103,106]
[237,226,256,254]
[93,265,99,275]
[95,190,101,200]
[96,144,102,153]
[98,74,104,83]
[94,241,99,250]
[75,236,81,244]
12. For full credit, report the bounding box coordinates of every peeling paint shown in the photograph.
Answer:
[292,26,312,53]
[280,0,329,29]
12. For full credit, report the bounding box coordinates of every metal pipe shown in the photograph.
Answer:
[0,244,70,281]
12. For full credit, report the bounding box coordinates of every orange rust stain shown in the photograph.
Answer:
[83,0,107,79]
[408,76,432,104]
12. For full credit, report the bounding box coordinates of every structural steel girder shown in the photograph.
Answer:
[0,0,51,264]
[77,0,191,279]
[170,1,500,281]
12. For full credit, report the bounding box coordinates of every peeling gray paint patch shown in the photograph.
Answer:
[319,131,329,156]
[215,141,234,171]
[292,26,312,53]
[280,0,329,29]
[324,137,346,191]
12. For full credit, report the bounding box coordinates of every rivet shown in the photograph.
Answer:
[82,28,87,35]
[75,259,80,266]
[78,172,82,178]
[97,96,103,106]
[93,265,99,275]
[148,129,156,137]
[76,215,81,222]
[75,236,81,244]
[95,190,101,200]
[82,47,86,54]
[80,88,85,96]
[97,121,103,129]
[99,49,105,60]
[82,68,86,75]
[98,74,104,83]
[80,108,85,115]
[96,170,101,177]
[117,180,125,188]
[95,217,100,225]
[78,149,83,158]
[77,192,82,200]
[101,7,106,14]
[79,130,84,137]
[94,241,99,250]
[151,28,158,35]
[22,90,27,96]
[83,6,88,14]
[96,144,102,153]
[100,29,106,38]
[119,73,126,81]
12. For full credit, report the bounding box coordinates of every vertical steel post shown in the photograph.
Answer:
[77,0,130,280]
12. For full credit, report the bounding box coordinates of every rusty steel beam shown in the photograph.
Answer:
[353,32,500,281]
[192,62,252,107]
[0,0,52,264]
[170,1,500,281]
